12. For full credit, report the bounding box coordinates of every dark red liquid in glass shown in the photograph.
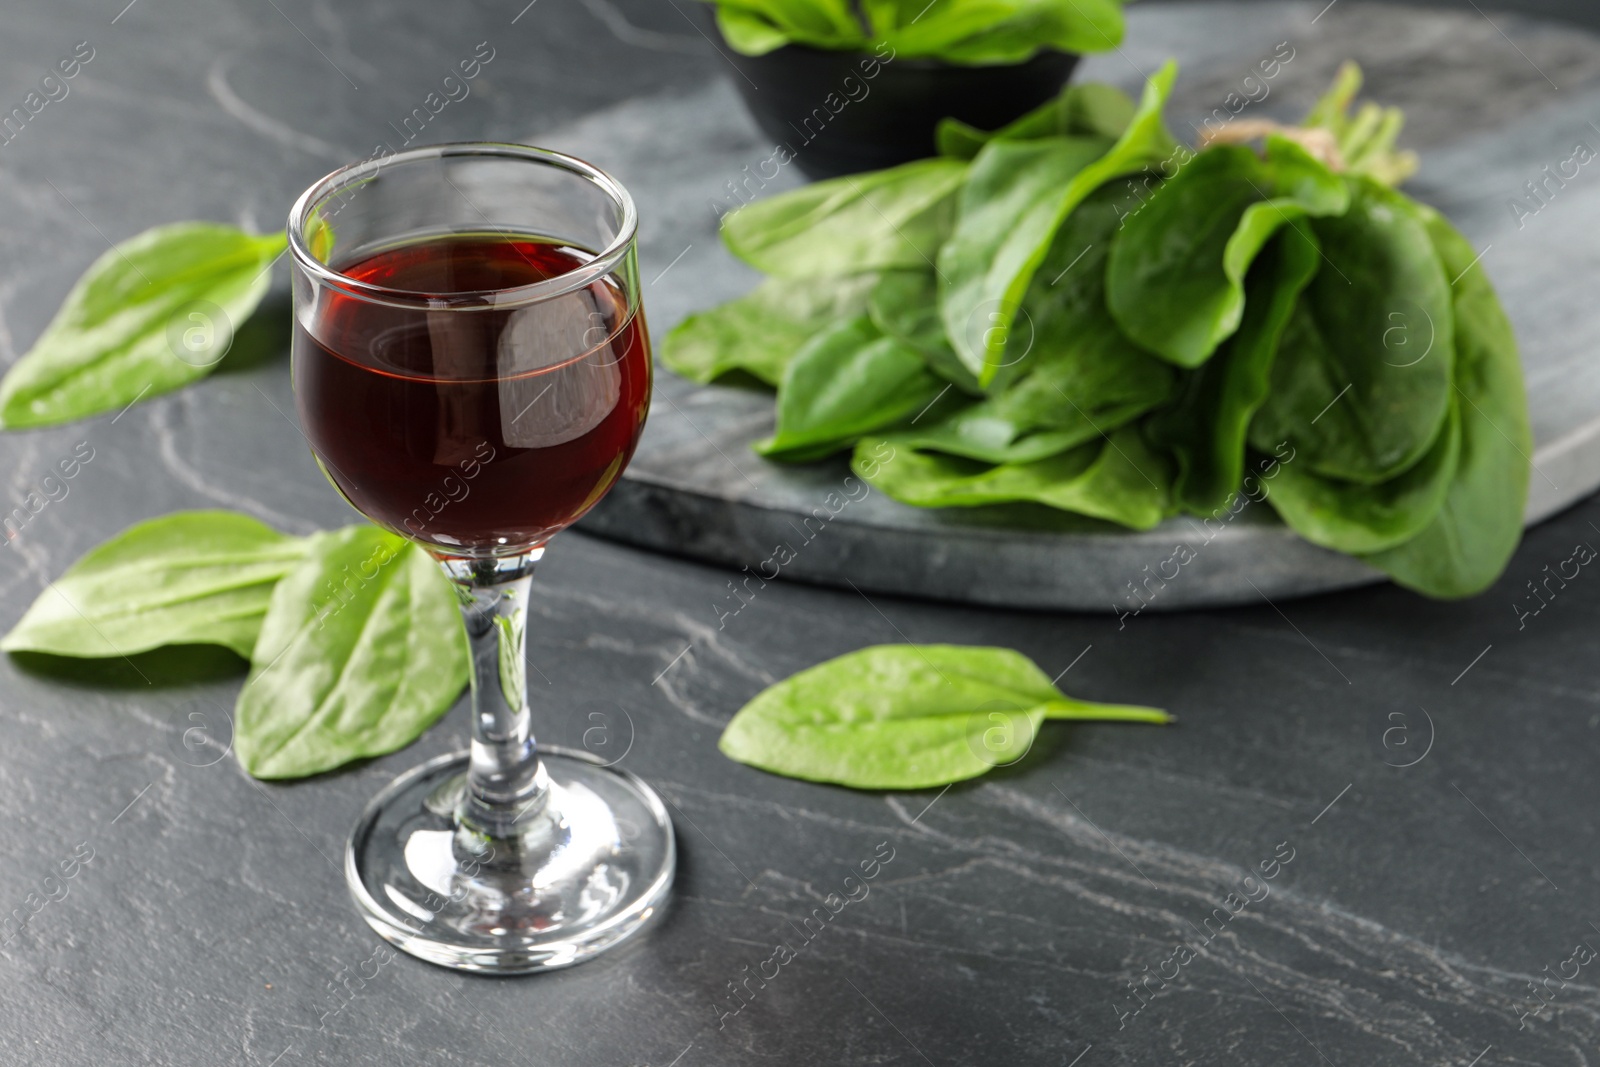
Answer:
[293,235,650,552]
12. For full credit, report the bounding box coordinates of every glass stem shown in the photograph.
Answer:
[438,549,549,839]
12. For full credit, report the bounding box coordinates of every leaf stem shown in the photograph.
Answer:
[1037,699,1173,724]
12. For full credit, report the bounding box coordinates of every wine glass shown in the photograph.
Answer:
[286,143,673,973]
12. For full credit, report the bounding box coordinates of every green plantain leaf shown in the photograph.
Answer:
[939,61,1178,385]
[882,409,1092,465]
[1249,177,1455,484]
[702,0,1126,61]
[1360,210,1531,596]
[721,158,967,279]
[1105,137,1348,369]
[887,185,1174,465]
[661,274,880,387]
[714,6,796,54]
[868,271,984,395]
[937,81,1136,160]
[855,424,1171,528]
[234,525,468,779]
[989,183,1177,418]
[714,2,866,53]
[756,316,949,461]
[0,223,286,430]
[709,0,868,52]
[879,0,1124,63]
[1148,223,1322,516]
[1265,398,1460,554]
[937,136,1112,379]
[1,510,309,660]
[719,644,1168,789]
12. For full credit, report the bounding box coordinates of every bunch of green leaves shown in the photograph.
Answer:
[668,66,1184,531]
[0,223,285,430]
[701,0,1126,64]
[662,62,1532,598]
[3,511,469,778]
[719,644,1169,788]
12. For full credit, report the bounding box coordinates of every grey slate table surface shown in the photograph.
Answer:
[3,1,1600,1064]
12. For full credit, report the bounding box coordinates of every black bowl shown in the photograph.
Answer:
[720,43,1080,179]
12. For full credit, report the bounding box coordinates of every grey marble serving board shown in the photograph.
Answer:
[564,0,1600,611]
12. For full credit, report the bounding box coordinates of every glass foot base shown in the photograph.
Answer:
[345,746,675,974]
